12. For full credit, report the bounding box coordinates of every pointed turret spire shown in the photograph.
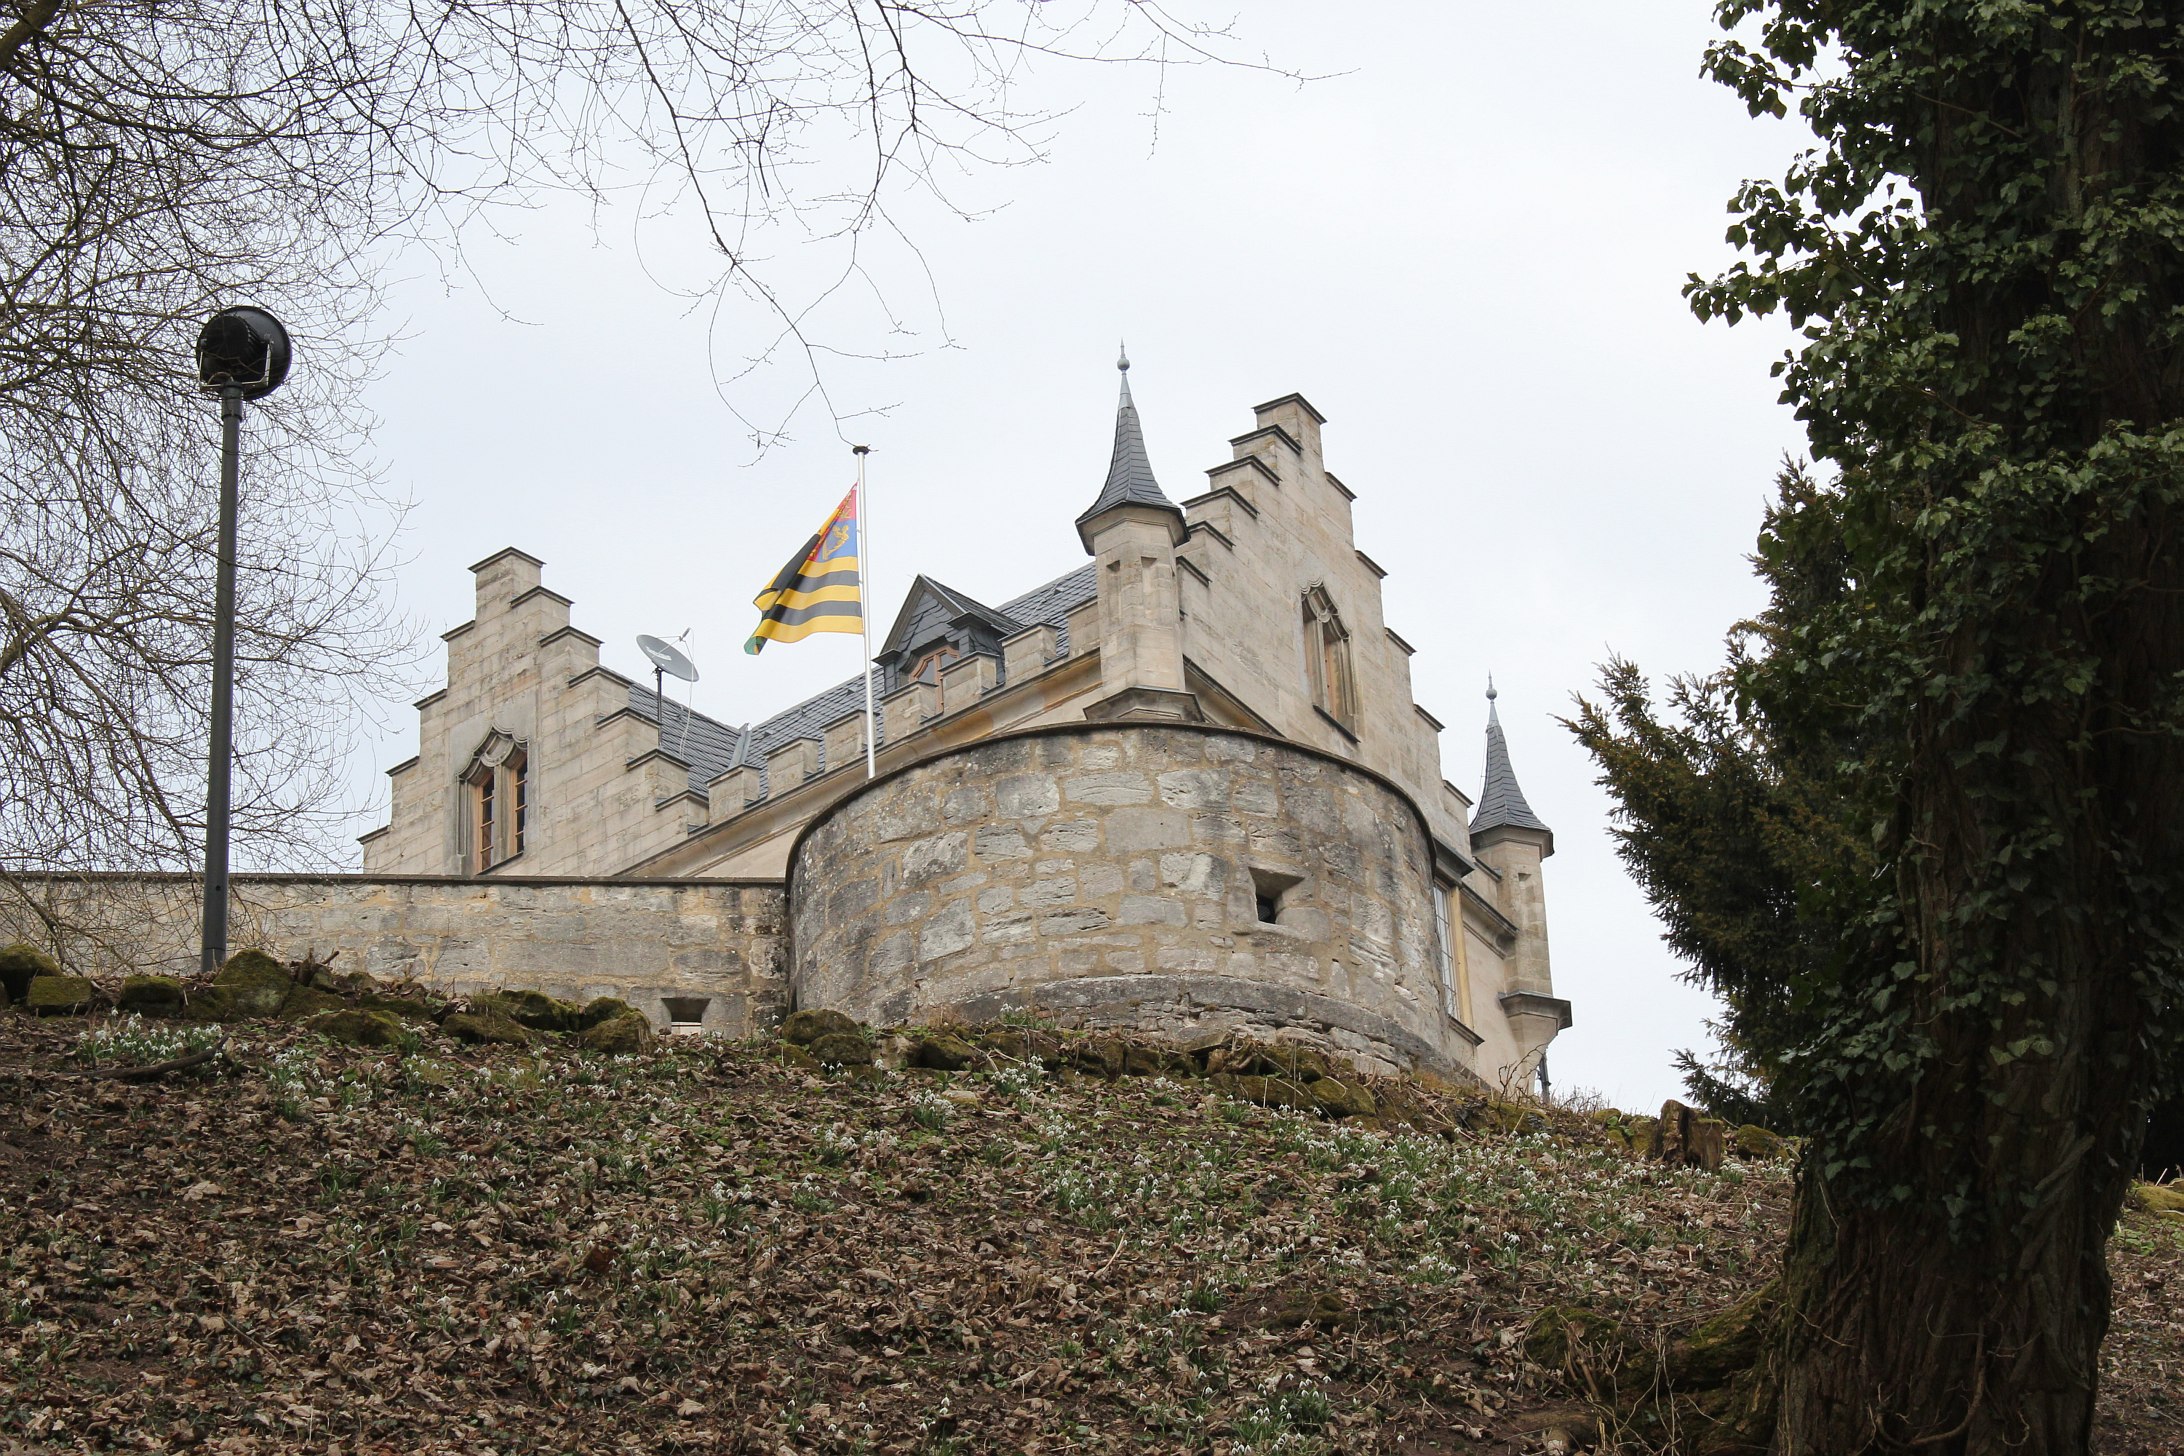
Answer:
[1077,343,1185,551]
[1472,677,1551,839]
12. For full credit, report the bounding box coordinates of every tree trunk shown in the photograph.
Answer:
[1773,1115,2139,1452]
[1770,530,2175,1452]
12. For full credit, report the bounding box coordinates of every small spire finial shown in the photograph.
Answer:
[1486,674,1498,702]
[1117,341,1130,373]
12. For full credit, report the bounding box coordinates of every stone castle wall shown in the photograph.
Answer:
[788,722,1469,1076]
[4,875,786,1034]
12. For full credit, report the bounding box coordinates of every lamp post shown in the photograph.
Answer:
[193,308,291,977]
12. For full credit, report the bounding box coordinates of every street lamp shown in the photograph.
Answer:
[193,307,291,977]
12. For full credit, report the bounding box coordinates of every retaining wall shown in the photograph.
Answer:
[2,875,787,1034]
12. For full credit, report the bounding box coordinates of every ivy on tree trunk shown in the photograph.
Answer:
[1678,4,2184,1451]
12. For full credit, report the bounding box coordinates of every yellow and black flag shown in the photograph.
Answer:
[746,487,863,653]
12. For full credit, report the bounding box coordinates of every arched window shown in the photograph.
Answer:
[461,732,528,873]
[908,644,959,685]
[1302,586,1355,731]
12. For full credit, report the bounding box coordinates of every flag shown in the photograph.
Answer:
[746,487,863,653]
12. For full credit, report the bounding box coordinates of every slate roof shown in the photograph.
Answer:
[878,575,1026,659]
[623,563,1099,795]
[1471,687,1551,836]
[1076,349,1183,536]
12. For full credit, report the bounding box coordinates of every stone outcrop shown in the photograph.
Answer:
[442,1009,538,1047]
[117,975,187,1016]
[579,1008,653,1053]
[1651,1099,1730,1172]
[25,974,94,1014]
[0,942,60,1001]
[308,1009,413,1048]
[211,949,293,1018]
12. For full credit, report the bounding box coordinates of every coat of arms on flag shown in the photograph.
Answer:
[746,488,863,653]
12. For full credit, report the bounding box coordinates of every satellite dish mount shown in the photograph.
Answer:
[636,633,699,759]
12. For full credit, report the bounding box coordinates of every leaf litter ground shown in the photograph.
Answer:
[1,1017,2177,1453]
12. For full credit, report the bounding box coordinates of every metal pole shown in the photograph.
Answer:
[854,445,875,779]
[200,384,243,977]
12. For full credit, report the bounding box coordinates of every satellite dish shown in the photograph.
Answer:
[636,634,699,683]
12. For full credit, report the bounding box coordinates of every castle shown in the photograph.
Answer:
[347,359,1571,1085]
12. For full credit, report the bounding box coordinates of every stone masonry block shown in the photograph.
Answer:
[919,901,975,960]
[1119,894,1187,927]
[1063,771,1151,806]
[1105,807,1189,852]
[995,773,1061,819]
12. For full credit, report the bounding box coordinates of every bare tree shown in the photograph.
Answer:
[0,0,1268,938]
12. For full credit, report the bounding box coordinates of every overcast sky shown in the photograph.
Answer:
[344,1,1815,1112]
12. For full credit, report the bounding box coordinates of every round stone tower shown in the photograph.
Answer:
[786,720,1472,1076]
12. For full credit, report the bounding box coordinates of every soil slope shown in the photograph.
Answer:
[1,1016,2177,1453]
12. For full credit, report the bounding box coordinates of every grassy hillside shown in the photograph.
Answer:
[1,1013,2177,1453]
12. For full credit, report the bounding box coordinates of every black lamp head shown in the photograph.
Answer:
[195,307,291,399]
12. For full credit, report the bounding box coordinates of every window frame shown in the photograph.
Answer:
[460,733,529,874]
[1432,881,1472,1026]
[1301,585,1356,731]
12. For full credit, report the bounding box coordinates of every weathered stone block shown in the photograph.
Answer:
[1040,907,1111,936]
[1119,894,1187,927]
[1063,771,1151,806]
[213,949,292,1017]
[118,975,187,1016]
[1106,807,1188,852]
[994,773,1060,818]
[0,942,61,1001]
[974,825,1032,859]
[25,974,94,1014]
[918,901,975,959]
[1040,819,1101,852]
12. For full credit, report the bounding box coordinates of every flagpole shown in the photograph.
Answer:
[854,444,875,779]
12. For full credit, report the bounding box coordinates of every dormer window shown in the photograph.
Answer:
[461,732,528,873]
[908,644,960,684]
[1302,586,1356,731]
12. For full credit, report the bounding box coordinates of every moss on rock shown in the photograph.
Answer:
[807,1031,874,1067]
[0,942,60,1001]
[911,1031,981,1071]
[182,986,238,1023]
[356,993,445,1024]
[780,1008,861,1045]
[2128,1181,2184,1215]
[577,996,642,1031]
[1310,1077,1377,1119]
[212,949,292,1017]
[982,1027,1066,1069]
[473,989,582,1032]
[1734,1124,1789,1161]
[1667,1282,1778,1390]
[117,975,188,1017]
[1216,1073,1315,1111]
[279,984,349,1020]
[25,974,95,1014]
[442,1009,539,1047]
[309,1009,413,1049]
[580,1012,654,1054]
